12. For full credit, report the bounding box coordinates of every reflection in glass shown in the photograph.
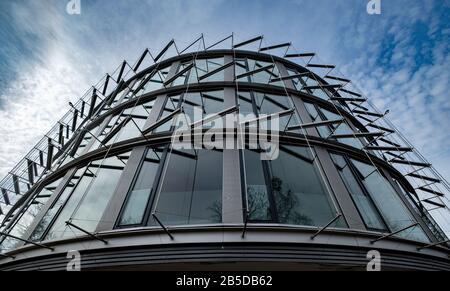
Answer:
[304,102,364,149]
[118,148,164,226]
[0,179,62,251]
[330,153,387,231]
[244,149,272,221]
[245,146,343,227]
[43,155,128,241]
[350,159,429,242]
[189,58,225,83]
[153,148,223,225]
[30,168,87,241]
[153,95,181,133]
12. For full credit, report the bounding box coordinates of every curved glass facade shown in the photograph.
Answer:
[0,42,448,267]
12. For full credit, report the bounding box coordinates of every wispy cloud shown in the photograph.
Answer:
[0,0,449,185]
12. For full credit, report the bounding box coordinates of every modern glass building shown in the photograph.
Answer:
[1,35,449,271]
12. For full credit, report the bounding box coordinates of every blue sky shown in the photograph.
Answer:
[0,0,449,185]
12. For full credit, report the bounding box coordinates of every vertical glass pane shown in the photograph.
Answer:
[30,168,86,241]
[244,149,272,221]
[254,92,300,132]
[304,102,331,137]
[0,179,62,251]
[180,91,224,129]
[154,95,180,133]
[320,108,364,149]
[351,159,429,242]
[118,148,163,226]
[45,156,127,240]
[269,146,341,227]
[105,117,147,145]
[153,149,223,225]
[44,170,94,241]
[330,154,386,231]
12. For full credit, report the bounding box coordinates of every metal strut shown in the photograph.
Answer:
[370,223,418,244]
[65,221,108,245]
[310,214,342,240]
[152,214,174,240]
[0,232,54,251]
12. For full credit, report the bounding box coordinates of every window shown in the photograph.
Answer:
[238,91,301,133]
[241,59,283,87]
[152,148,223,225]
[244,149,271,221]
[102,101,154,145]
[304,102,364,149]
[34,154,129,241]
[177,90,225,129]
[350,158,429,242]
[138,67,170,95]
[30,168,87,241]
[172,62,191,86]
[153,95,181,133]
[330,153,387,231]
[118,147,164,226]
[189,58,225,83]
[244,145,344,227]
[254,92,301,132]
[0,179,62,251]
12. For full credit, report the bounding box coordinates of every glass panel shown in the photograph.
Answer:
[179,91,224,129]
[153,148,223,225]
[44,156,127,240]
[330,154,386,231]
[304,102,331,137]
[351,159,429,242]
[139,67,170,95]
[244,149,272,221]
[118,148,164,226]
[243,145,343,227]
[153,95,181,133]
[0,179,62,251]
[172,63,191,86]
[320,108,364,149]
[190,58,225,83]
[254,92,300,132]
[268,146,342,227]
[30,168,87,241]
[105,117,147,145]
[246,59,283,86]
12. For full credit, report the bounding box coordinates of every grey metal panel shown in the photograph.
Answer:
[313,147,366,230]
[96,146,147,232]
[222,149,243,224]
[144,95,167,128]
[1,226,449,271]
[221,62,242,224]
[4,244,450,271]
[224,55,235,81]
[162,61,181,87]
